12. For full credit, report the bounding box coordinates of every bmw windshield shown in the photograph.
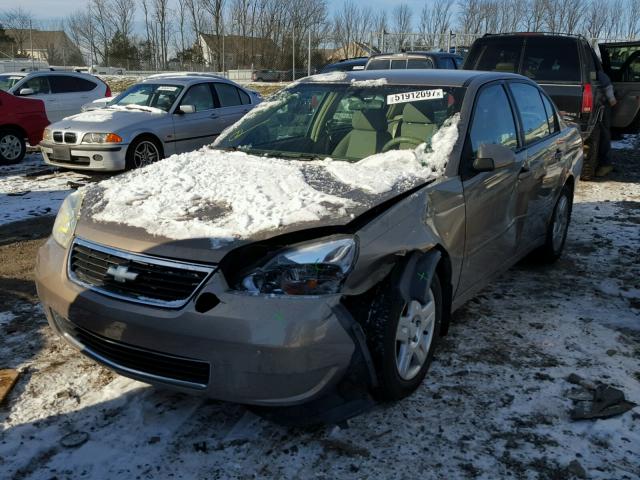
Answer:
[110,83,184,112]
[215,82,465,162]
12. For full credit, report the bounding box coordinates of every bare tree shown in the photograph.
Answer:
[419,0,453,49]
[153,0,171,69]
[333,0,373,59]
[1,7,35,56]
[392,3,412,51]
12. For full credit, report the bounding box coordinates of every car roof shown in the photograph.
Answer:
[302,69,525,88]
[479,32,584,42]
[369,51,461,59]
[142,73,232,86]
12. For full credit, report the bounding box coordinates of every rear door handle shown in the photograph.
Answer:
[554,149,563,161]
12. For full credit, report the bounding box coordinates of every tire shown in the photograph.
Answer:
[364,272,442,401]
[0,128,26,165]
[125,136,163,170]
[537,184,573,263]
[581,124,600,181]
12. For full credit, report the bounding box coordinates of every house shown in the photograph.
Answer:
[4,29,84,66]
[326,41,378,63]
[198,33,277,69]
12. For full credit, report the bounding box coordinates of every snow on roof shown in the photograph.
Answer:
[88,115,460,247]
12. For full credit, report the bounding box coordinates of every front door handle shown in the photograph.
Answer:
[518,165,532,179]
[554,149,563,161]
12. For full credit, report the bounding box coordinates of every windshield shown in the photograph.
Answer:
[111,83,183,112]
[215,83,465,162]
[0,75,24,92]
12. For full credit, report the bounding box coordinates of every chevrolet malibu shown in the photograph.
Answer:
[39,74,260,171]
[35,70,582,411]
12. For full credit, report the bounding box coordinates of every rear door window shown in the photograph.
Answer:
[391,59,407,69]
[469,84,519,156]
[522,38,581,82]
[238,89,251,105]
[214,83,241,107]
[49,76,80,93]
[469,38,524,73]
[509,82,551,144]
[407,58,433,69]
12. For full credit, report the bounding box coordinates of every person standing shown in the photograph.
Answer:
[596,70,617,177]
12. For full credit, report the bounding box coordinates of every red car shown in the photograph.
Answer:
[0,90,49,164]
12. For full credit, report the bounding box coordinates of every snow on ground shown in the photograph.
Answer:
[611,134,638,150]
[0,146,638,479]
[0,154,108,226]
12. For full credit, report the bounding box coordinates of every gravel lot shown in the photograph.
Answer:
[0,143,638,480]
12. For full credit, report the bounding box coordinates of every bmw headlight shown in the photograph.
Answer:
[239,236,358,295]
[81,132,122,144]
[42,128,53,141]
[52,191,84,248]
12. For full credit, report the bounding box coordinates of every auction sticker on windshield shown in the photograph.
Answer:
[387,89,444,105]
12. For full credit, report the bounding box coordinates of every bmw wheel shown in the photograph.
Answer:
[538,184,573,263]
[126,136,163,170]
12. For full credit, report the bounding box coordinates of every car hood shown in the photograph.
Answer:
[76,115,461,264]
[56,106,166,131]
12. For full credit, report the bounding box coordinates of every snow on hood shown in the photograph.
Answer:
[67,105,165,123]
[87,115,460,247]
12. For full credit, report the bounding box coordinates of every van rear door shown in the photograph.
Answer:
[599,41,640,132]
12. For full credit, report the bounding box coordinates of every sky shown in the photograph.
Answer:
[6,0,427,29]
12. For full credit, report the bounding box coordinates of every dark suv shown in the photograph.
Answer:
[463,33,625,178]
[366,52,463,71]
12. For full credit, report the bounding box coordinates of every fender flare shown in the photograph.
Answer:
[393,249,442,305]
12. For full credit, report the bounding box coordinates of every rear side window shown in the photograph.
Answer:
[541,93,559,133]
[469,84,518,156]
[49,75,96,93]
[468,38,524,73]
[407,58,433,69]
[522,38,581,82]
[509,82,551,144]
[214,83,241,107]
[391,59,406,69]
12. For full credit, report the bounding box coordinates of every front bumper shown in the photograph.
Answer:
[40,141,127,171]
[35,237,356,406]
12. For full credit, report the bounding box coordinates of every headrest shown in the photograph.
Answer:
[352,109,387,131]
[403,103,435,124]
[494,62,515,72]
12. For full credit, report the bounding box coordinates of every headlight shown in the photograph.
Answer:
[239,236,358,295]
[42,128,53,141]
[82,132,122,144]
[52,191,84,248]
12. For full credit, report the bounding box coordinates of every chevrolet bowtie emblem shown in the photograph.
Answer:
[106,265,139,283]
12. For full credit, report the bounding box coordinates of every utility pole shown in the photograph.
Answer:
[307,30,311,77]
[292,24,295,81]
[29,20,34,69]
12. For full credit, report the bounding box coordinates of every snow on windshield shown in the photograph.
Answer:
[89,115,460,246]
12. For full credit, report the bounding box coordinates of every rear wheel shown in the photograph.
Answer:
[537,184,573,263]
[581,124,600,180]
[365,273,442,401]
[126,136,163,170]
[0,128,26,165]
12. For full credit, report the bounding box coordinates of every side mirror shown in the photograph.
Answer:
[19,88,34,96]
[178,104,195,114]
[473,143,516,172]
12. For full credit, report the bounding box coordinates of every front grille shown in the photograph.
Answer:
[52,131,78,144]
[68,238,215,308]
[53,312,210,387]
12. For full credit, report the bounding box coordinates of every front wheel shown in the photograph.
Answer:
[125,136,163,170]
[0,129,26,165]
[365,273,442,401]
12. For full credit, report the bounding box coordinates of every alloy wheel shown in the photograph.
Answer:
[395,291,436,381]
[133,141,160,168]
[0,134,22,161]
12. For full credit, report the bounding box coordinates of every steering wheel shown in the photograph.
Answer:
[381,136,424,152]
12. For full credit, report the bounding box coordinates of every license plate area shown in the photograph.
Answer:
[52,146,71,161]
